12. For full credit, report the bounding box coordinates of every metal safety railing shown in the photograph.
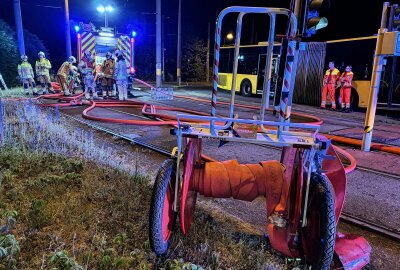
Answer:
[175,113,320,147]
[211,6,298,138]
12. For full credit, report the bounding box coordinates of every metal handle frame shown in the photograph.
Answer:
[211,6,297,135]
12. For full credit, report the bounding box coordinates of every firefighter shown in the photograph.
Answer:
[57,56,77,96]
[101,52,115,99]
[18,55,38,95]
[339,66,354,113]
[114,50,128,100]
[35,51,54,94]
[78,50,97,100]
[320,61,340,110]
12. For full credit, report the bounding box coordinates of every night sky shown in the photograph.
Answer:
[0,0,392,67]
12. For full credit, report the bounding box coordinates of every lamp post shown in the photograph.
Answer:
[13,0,25,56]
[177,0,182,85]
[64,0,71,57]
[97,5,113,28]
[156,0,162,87]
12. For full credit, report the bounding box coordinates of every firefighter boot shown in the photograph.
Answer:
[92,90,99,100]
[32,88,39,96]
[47,83,55,94]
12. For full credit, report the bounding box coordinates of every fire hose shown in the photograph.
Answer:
[7,78,400,173]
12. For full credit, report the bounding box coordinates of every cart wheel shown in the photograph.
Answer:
[302,173,336,270]
[180,138,202,234]
[149,159,177,256]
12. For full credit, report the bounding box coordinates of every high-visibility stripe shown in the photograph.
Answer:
[82,37,96,53]
[82,33,93,44]
[84,43,95,53]
[81,32,95,54]
[82,38,95,50]
[117,35,131,66]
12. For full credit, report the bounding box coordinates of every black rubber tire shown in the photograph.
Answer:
[335,87,342,110]
[335,87,359,111]
[240,79,253,97]
[350,88,359,111]
[149,159,177,256]
[309,173,337,270]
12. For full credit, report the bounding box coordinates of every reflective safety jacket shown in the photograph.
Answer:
[35,58,52,76]
[57,61,73,77]
[101,59,115,79]
[18,62,34,79]
[78,57,96,76]
[323,68,340,85]
[114,58,128,81]
[340,71,353,88]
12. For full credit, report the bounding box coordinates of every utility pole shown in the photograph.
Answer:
[162,15,165,82]
[206,22,210,83]
[177,0,182,85]
[362,2,389,151]
[64,0,72,57]
[156,0,162,87]
[104,12,108,28]
[13,0,25,56]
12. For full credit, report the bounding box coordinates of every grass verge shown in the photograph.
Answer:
[0,147,285,269]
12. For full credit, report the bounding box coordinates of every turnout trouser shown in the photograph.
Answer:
[340,87,351,109]
[321,84,336,109]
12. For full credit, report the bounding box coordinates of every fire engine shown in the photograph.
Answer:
[75,22,135,71]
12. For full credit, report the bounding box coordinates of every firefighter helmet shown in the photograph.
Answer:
[115,50,122,57]
[68,56,77,64]
[38,51,45,58]
[21,55,28,61]
[84,50,92,59]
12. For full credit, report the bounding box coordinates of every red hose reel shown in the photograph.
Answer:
[150,138,371,270]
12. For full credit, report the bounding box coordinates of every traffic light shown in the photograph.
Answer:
[303,0,329,37]
[392,4,400,30]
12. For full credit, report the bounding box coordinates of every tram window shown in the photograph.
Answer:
[219,53,231,73]
[237,54,258,74]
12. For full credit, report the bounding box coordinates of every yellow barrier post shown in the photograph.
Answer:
[362,2,390,151]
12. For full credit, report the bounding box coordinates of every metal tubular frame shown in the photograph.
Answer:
[260,13,276,115]
[211,6,297,134]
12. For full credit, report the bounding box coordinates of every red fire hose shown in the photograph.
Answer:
[8,78,399,174]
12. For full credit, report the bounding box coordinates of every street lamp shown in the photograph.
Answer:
[97,5,113,28]
[224,33,234,45]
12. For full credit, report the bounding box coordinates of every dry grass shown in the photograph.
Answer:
[0,88,28,98]
[0,147,286,270]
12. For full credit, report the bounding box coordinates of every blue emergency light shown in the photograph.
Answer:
[132,31,137,37]
[74,25,80,32]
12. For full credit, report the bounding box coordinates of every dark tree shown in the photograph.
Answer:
[182,36,208,82]
[0,20,19,87]
[135,42,156,81]
[24,30,50,66]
